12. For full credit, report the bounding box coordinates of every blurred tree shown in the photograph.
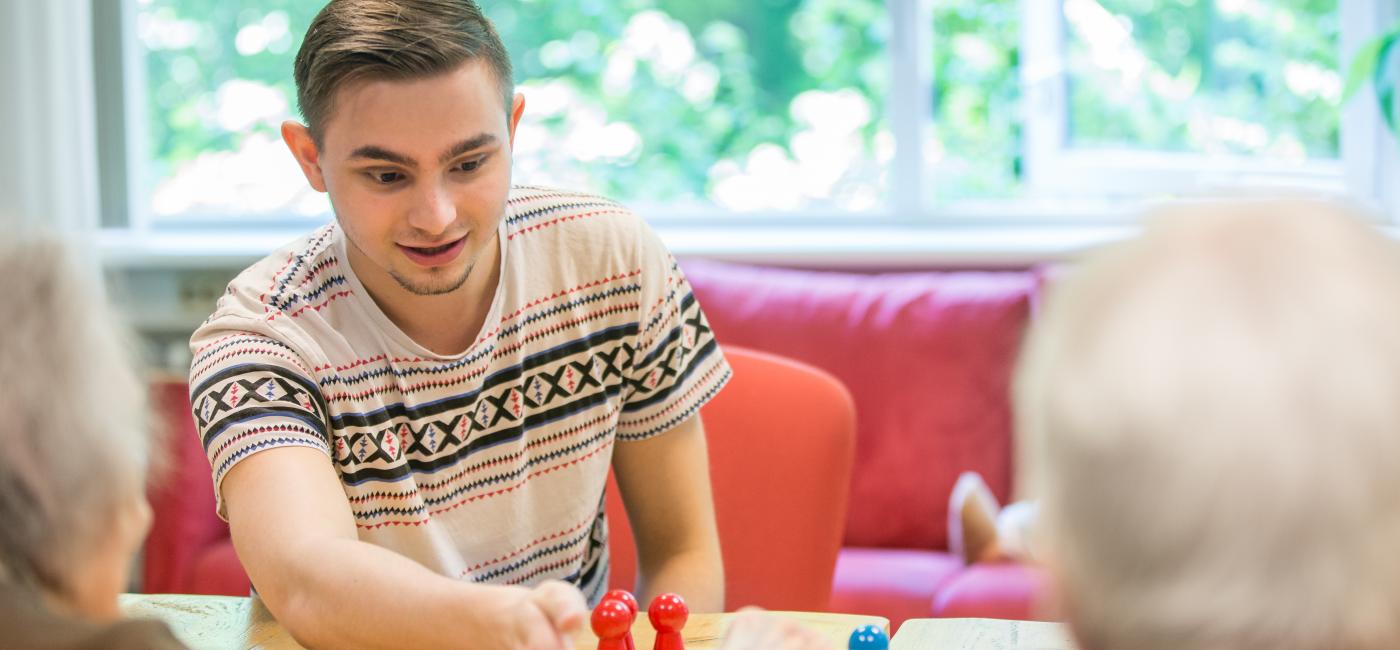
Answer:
[137,0,1342,218]
[1067,0,1339,158]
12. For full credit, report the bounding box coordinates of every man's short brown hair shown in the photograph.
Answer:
[293,0,514,144]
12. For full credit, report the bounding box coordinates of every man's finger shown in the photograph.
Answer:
[530,580,589,632]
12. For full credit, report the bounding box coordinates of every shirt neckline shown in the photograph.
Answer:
[334,209,510,361]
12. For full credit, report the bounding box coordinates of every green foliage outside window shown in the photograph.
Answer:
[1067,0,1340,158]
[1344,22,1399,140]
[136,0,1345,219]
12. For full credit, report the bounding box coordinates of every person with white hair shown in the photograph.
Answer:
[1016,199,1400,649]
[0,237,184,648]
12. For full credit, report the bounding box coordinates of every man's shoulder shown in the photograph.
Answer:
[505,185,645,235]
[189,223,345,360]
[217,223,345,320]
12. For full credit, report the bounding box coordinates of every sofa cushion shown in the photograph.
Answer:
[829,548,963,631]
[682,260,1036,550]
[930,563,1052,621]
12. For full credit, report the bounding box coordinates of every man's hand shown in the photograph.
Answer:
[223,446,587,649]
[478,580,589,650]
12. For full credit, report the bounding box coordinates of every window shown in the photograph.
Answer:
[110,0,1392,229]
[1022,0,1349,198]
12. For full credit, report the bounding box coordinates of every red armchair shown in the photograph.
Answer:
[605,346,857,611]
[144,380,244,595]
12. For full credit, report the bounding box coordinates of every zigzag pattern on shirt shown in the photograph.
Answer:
[506,196,627,227]
[269,273,349,313]
[261,225,337,318]
[214,436,330,481]
[620,362,730,441]
[624,337,719,414]
[468,525,594,583]
[576,498,611,600]
[505,185,602,209]
[461,515,597,576]
[327,326,636,430]
[335,383,624,487]
[321,296,639,401]
[191,334,301,370]
[285,290,355,319]
[504,546,589,586]
[465,490,610,592]
[508,208,629,241]
[314,273,643,389]
[193,364,332,447]
[347,419,614,521]
[349,406,617,504]
[190,341,314,383]
[353,438,614,529]
[621,351,728,428]
[211,422,329,461]
[638,264,690,347]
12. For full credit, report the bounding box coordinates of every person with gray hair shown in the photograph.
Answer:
[0,237,184,648]
[1016,199,1400,649]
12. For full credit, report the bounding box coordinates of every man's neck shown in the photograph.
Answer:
[348,233,501,356]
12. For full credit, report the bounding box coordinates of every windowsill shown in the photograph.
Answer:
[98,222,1135,270]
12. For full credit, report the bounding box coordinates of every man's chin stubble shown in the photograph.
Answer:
[390,263,474,296]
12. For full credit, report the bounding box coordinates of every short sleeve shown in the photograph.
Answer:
[188,327,332,518]
[616,227,731,441]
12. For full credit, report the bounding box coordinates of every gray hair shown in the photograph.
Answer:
[0,237,151,597]
[1017,200,1400,650]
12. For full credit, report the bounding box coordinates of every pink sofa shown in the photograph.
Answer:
[680,260,1052,628]
[143,259,1054,629]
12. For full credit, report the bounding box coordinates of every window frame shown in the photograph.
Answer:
[1020,0,1391,208]
[94,0,1400,242]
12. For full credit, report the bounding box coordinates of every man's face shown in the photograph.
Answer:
[300,61,520,296]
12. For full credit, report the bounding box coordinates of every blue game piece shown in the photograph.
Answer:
[848,624,889,650]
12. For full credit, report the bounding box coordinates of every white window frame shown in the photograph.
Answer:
[1020,0,1393,211]
[90,0,1400,264]
[1341,0,1400,215]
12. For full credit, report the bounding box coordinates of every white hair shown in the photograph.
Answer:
[1017,200,1400,650]
[0,236,151,597]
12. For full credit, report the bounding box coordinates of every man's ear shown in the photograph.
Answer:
[281,121,328,192]
[507,93,526,149]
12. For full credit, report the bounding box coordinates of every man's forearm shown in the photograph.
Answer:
[636,546,725,613]
[266,537,517,649]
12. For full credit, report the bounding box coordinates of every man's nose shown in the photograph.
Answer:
[407,183,455,235]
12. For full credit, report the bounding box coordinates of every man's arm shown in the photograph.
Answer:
[222,446,587,649]
[611,414,725,611]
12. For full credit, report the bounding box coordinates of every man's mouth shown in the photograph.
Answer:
[408,241,459,254]
[397,236,468,267]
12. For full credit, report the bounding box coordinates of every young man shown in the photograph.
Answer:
[187,1,728,647]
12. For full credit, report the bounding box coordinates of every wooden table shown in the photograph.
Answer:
[891,618,1078,650]
[120,594,888,650]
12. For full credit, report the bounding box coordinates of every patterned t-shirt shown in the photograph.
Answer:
[187,186,731,603]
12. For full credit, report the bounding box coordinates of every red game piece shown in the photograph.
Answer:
[647,593,688,650]
[592,599,632,650]
[603,590,639,650]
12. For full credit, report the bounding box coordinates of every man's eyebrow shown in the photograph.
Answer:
[348,145,415,167]
[440,134,498,164]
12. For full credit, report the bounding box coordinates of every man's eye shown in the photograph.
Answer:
[371,171,403,184]
[457,159,482,173]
